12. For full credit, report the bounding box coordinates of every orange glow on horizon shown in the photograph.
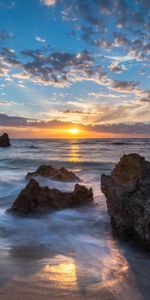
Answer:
[1,126,150,139]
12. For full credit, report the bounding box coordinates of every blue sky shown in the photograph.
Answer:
[0,0,150,137]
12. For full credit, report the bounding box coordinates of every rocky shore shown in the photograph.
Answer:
[26,165,80,181]
[101,153,150,249]
[0,133,11,147]
[10,179,93,215]
[6,147,150,251]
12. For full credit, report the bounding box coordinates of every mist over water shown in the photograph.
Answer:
[0,138,150,299]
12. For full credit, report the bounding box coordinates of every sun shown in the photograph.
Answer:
[68,128,79,135]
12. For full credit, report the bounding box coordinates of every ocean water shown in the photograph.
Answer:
[0,138,150,300]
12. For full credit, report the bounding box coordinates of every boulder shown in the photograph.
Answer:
[26,165,80,181]
[0,133,11,147]
[101,153,150,249]
[10,179,93,215]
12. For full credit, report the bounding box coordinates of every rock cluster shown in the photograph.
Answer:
[101,153,150,249]
[26,165,80,181]
[10,179,93,215]
[0,133,11,147]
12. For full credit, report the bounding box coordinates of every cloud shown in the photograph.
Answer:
[18,49,97,87]
[140,98,150,104]
[41,0,56,6]
[113,33,128,48]
[0,0,149,101]
[0,47,21,72]
[95,105,127,123]
[94,39,112,50]
[0,64,9,77]
[111,80,139,93]
[89,92,128,99]
[36,0,149,70]
[0,29,14,40]
[0,101,18,106]
[61,109,91,114]
[21,49,44,59]
[12,73,30,80]
[0,113,30,127]
[89,123,150,135]
[139,91,150,104]
[66,1,149,66]
[35,36,46,43]
[109,63,123,73]
[0,113,150,136]
[0,44,145,96]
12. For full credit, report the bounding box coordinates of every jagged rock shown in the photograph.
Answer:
[26,165,80,181]
[10,179,93,215]
[101,153,150,249]
[0,133,11,147]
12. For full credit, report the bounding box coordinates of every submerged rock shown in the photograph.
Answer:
[101,153,150,249]
[29,145,36,149]
[26,165,80,181]
[10,179,93,215]
[0,133,11,147]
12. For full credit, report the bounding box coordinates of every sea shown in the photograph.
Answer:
[0,138,150,300]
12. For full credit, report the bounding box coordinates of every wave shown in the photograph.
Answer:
[0,157,114,170]
[109,142,136,145]
[109,142,150,146]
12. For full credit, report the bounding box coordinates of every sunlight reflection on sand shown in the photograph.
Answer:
[37,246,142,299]
[44,255,77,290]
[0,247,142,300]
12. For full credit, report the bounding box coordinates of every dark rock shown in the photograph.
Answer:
[0,133,11,147]
[10,179,93,215]
[26,165,80,181]
[29,145,36,148]
[101,153,150,249]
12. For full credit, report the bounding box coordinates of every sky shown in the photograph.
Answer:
[0,0,150,138]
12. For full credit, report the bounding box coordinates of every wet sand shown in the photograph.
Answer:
[0,245,142,300]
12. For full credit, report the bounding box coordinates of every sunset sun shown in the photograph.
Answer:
[68,128,79,135]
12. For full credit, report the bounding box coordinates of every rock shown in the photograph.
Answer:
[26,165,80,181]
[29,145,36,148]
[10,179,93,215]
[101,153,150,249]
[0,133,11,147]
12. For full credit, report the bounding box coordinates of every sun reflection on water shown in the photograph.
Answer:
[68,141,80,162]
